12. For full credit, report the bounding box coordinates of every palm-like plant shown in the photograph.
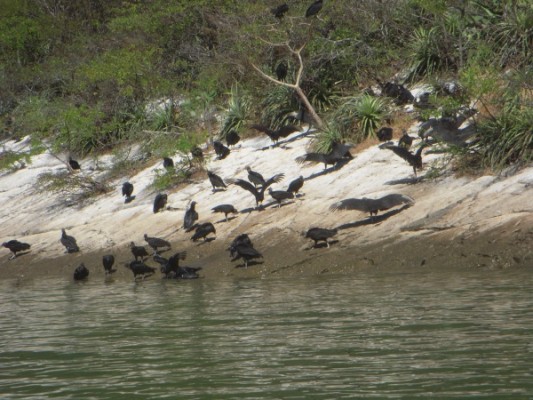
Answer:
[355,95,385,139]
[219,85,251,140]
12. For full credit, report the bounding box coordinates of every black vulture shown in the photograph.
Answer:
[305,0,323,17]
[191,222,216,242]
[212,204,238,222]
[383,144,427,176]
[213,141,230,160]
[275,61,288,81]
[130,242,149,261]
[246,166,265,188]
[160,250,186,276]
[376,127,393,142]
[296,141,353,169]
[287,176,304,195]
[229,244,263,268]
[268,188,294,208]
[183,201,199,232]
[68,156,81,170]
[122,182,134,203]
[377,80,414,105]
[191,146,204,161]
[2,240,31,259]
[162,251,200,280]
[331,194,414,219]
[73,263,89,281]
[250,124,300,144]
[144,233,171,253]
[305,228,337,248]
[102,255,116,274]
[61,229,79,253]
[153,193,168,213]
[271,3,289,19]
[126,260,155,280]
[232,173,285,208]
[153,253,169,267]
[225,130,240,147]
[163,157,174,168]
[229,233,253,250]
[398,130,415,149]
[207,170,226,192]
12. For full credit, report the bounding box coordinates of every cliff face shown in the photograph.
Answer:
[1,128,532,278]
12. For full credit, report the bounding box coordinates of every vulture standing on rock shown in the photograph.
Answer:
[225,130,240,147]
[68,157,81,170]
[268,188,294,208]
[163,157,174,169]
[73,263,89,281]
[122,182,134,203]
[228,234,262,268]
[153,193,168,213]
[102,255,116,274]
[251,124,300,145]
[246,166,268,188]
[376,127,393,142]
[383,144,427,177]
[330,194,415,220]
[232,173,285,209]
[183,201,199,232]
[130,242,149,261]
[296,141,353,170]
[207,171,226,192]
[144,233,171,253]
[61,229,79,253]
[398,130,415,149]
[191,222,216,242]
[305,228,338,248]
[287,176,304,195]
[2,240,31,259]
[213,141,230,160]
[212,204,238,221]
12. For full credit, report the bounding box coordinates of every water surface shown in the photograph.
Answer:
[1,267,532,399]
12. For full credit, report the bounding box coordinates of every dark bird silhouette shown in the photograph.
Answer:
[102,255,116,274]
[296,141,353,169]
[251,124,300,144]
[225,130,240,147]
[268,188,294,208]
[331,193,415,219]
[207,170,226,192]
[73,263,89,281]
[191,146,204,161]
[376,127,393,142]
[229,233,253,250]
[377,80,414,105]
[153,193,168,213]
[163,157,174,169]
[153,253,169,267]
[287,175,304,195]
[305,0,323,17]
[130,242,149,261]
[398,130,414,149]
[232,173,285,208]
[126,260,155,280]
[183,201,199,232]
[68,156,80,170]
[162,251,200,279]
[229,244,263,268]
[383,144,427,176]
[61,229,79,253]
[275,61,288,81]
[144,233,171,253]
[2,240,31,259]
[122,182,134,203]
[212,204,238,221]
[213,140,230,160]
[246,166,266,188]
[271,3,289,19]
[305,228,338,248]
[160,250,185,275]
[191,222,216,242]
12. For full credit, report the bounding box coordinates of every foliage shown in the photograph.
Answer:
[219,85,251,140]
[258,85,298,129]
[152,161,193,191]
[354,95,386,139]
[312,125,344,154]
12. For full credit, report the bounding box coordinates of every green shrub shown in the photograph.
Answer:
[219,85,251,140]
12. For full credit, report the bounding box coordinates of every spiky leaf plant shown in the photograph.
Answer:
[219,85,251,140]
[355,95,385,139]
[259,85,298,129]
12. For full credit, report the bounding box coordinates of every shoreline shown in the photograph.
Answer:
[2,217,531,282]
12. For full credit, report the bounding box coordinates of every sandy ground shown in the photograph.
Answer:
[1,127,532,281]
